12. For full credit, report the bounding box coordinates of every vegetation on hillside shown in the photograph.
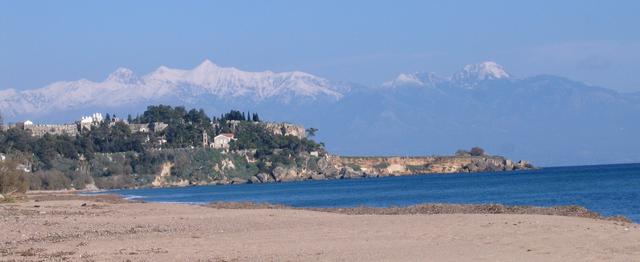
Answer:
[455,147,486,157]
[0,105,324,190]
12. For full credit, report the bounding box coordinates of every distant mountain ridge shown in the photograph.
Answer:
[1,60,639,166]
[0,60,344,118]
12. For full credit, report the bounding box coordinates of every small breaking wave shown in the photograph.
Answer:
[123,195,147,200]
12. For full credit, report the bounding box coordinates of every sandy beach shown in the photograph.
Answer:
[1,193,639,261]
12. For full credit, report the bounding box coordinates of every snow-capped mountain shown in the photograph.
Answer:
[382,72,444,88]
[0,60,344,118]
[452,61,510,82]
[143,60,344,99]
[383,61,510,89]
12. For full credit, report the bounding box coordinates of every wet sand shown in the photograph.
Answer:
[1,192,639,261]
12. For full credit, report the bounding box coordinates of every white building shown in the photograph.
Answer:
[212,133,235,149]
[79,113,104,130]
[128,123,150,133]
[80,113,104,124]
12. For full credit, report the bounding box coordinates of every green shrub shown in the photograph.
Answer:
[0,158,29,194]
[30,170,71,190]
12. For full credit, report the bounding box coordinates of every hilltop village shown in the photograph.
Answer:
[4,112,307,151]
[0,105,532,192]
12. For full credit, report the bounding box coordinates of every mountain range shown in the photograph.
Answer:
[1,60,639,166]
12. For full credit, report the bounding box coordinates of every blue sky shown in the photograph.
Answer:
[1,0,639,92]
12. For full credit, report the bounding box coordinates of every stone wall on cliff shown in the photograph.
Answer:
[261,122,306,139]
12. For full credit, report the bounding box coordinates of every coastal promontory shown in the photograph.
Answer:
[0,105,532,191]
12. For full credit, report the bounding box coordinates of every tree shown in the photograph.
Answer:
[0,156,29,194]
[221,110,246,121]
[470,147,485,156]
[455,149,470,156]
[306,128,318,137]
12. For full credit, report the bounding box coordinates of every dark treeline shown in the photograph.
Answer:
[130,106,259,125]
[128,106,261,148]
[212,110,260,122]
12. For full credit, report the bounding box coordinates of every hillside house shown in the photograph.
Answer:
[128,123,150,133]
[212,133,235,149]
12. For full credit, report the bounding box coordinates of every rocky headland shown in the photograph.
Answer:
[153,152,534,187]
[0,105,534,191]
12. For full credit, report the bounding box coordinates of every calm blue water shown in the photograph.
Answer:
[102,163,640,222]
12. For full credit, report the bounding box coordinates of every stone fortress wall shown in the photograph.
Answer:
[24,124,79,137]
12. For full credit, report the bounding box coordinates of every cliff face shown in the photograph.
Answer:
[144,153,534,188]
[93,150,533,189]
[151,162,189,187]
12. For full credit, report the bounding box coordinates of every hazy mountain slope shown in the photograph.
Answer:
[280,63,639,166]
[303,66,639,166]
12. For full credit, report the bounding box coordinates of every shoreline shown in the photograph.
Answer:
[97,166,539,190]
[206,201,633,223]
[1,192,639,261]
[14,190,636,223]
[22,190,635,222]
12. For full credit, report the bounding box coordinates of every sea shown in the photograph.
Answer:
[97,163,640,222]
